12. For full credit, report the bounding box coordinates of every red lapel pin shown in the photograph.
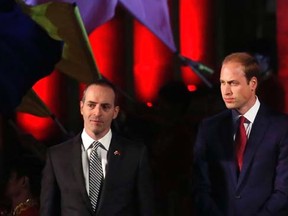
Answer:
[113,150,121,156]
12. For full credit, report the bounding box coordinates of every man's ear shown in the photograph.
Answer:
[113,106,120,119]
[250,77,258,91]
[80,100,84,115]
[21,176,29,188]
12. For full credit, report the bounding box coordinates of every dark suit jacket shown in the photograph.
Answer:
[193,105,288,216]
[40,132,155,216]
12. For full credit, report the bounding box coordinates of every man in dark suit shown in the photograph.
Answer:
[40,79,154,216]
[193,52,288,216]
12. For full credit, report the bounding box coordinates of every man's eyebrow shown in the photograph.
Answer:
[220,79,237,83]
[86,101,112,106]
[101,103,112,106]
[86,101,96,104]
[227,80,238,83]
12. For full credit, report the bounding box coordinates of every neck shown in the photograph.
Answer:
[237,96,257,115]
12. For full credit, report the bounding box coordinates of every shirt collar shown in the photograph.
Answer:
[243,97,260,124]
[232,96,260,124]
[81,129,112,151]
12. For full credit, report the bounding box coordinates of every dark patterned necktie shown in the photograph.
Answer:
[89,141,103,211]
[235,116,247,171]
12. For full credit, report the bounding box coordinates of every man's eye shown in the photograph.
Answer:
[102,104,111,111]
[87,103,95,108]
[231,81,238,86]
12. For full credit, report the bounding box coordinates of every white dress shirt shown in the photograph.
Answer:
[232,97,261,139]
[81,129,112,194]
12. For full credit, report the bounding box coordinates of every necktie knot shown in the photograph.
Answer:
[239,115,246,125]
[92,141,101,150]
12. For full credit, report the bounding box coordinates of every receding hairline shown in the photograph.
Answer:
[222,52,255,64]
[81,81,118,105]
[222,52,260,82]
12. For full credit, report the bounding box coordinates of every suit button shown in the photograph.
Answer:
[235,195,241,199]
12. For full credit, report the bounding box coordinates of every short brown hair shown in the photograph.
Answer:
[222,52,260,82]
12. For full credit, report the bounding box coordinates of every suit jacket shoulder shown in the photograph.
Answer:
[48,134,81,154]
[200,109,232,131]
[106,133,149,173]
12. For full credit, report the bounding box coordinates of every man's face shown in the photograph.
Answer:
[80,85,119,140]
[220,62,257,114]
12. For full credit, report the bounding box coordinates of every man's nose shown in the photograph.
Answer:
[223,85,232,95]
[93,105,102,115]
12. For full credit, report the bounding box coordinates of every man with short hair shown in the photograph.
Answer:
[41,79,155,216]
[193,52,288,215]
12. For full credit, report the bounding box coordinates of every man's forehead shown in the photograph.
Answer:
[221,65,245,76]
[222,62,245,72]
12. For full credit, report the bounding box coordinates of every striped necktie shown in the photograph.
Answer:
[89,141,103,211]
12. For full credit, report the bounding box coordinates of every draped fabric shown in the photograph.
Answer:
[0,2,62,114]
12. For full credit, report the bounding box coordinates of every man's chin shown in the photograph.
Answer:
[91,128,102,135]
[225,103,236,109]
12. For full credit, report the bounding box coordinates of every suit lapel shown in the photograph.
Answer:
[237,106,269,188]
[96,134,123,214]
[71,135,95,214]
[220,112,238,187]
